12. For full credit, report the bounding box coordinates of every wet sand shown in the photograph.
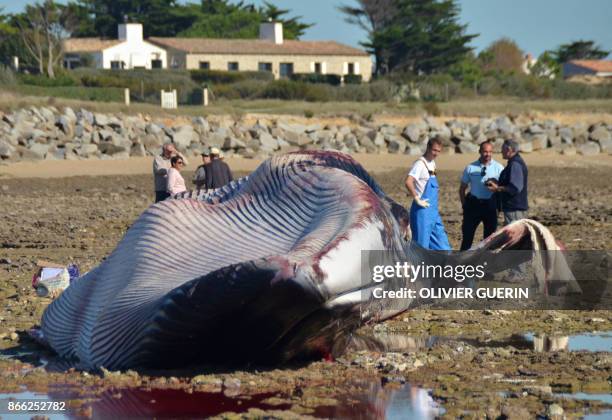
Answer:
[0,152,610,418]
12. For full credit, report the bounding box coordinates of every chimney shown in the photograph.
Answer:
[118,23,143,43]
[259,20,283,45]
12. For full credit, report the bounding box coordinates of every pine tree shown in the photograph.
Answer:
[341,0,477,75]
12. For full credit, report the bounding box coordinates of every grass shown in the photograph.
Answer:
[1,88,612,119]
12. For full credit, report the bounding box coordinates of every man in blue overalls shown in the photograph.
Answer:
[404,137,451,250]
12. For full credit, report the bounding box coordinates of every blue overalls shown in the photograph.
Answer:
[410,174,451,250]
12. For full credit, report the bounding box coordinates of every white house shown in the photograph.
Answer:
[563,60,612,79]
[63,23,167,70]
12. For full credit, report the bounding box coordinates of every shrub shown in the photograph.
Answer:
[0,65,16,85]
[304,109,314,118]
[261,80,332,101]
[18,72,78,87]
[423,101,441,116]
[190,69,273,84]
[11,85,123,102]
[343,74,362,84]
[335,84,372,101]
[290,73,342,86]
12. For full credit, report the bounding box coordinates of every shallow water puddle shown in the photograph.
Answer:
[358,330,612,353]
[0,382,443,419]
[523,331,612,352]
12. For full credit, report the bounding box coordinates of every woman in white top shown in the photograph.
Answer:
[166,155,187,197]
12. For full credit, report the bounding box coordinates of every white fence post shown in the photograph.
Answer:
[12,56,19,71]
[124,88,130,106]
[203,87,209,107]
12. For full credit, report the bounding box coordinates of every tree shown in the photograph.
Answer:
[553,40,609,63]
[71,0,192,38]
[179,1,312,40]
[480,38,524,73]
[338,0,396,75]
[13,1,77,77]
[341,0,477,75]
[531,51,560,79]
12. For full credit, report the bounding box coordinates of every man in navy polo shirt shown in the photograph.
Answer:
[458,141,504,250]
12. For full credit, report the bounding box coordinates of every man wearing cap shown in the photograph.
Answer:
[153,143,188,203]
[204,147,234,189]
[458,141,504,250]
[404,137,451,250]
[193,147,212,189]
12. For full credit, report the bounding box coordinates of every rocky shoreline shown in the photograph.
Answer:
[1,106,611,162]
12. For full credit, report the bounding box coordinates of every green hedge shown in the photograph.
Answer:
[190,69,274,84]
[290,73,342,86]
[18,73,79,87]
[11,85,124,102]
[344,74,363,84]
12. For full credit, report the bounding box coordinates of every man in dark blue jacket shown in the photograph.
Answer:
[486,139,528,225]
[486,139,529,280]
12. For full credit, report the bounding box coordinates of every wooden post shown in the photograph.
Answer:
[124,88,130,106]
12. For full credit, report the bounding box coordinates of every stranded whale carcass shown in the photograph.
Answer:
[40,151,574,370]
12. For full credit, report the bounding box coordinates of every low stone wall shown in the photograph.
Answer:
[1,106,611,162]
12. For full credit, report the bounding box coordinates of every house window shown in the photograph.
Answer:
[314,62,322,74]
[151,59,162,69]
[228,62,239,71]
[347,62,355,75]
[258,62,272,72]
[199,61,210,70]
[110,60,123,70]
[279,62,294,78]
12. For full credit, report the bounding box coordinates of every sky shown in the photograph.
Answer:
[1,0,611,57]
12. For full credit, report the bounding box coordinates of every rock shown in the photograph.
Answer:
[519,141,533,153]
[558,127,573,144]
[145,123,162,135]
[206,134,227,148]
[172,125,196,149]
[596,138,612,153]
[130,143,146,157]
[528,124,544,134]
[76,144,99,157]
[457,141,478,154]
[561,145,576,156]
[28,143,49,159]
[259,132,278,152]
[405,144,422,156]
[98,143,126,155]
[387,137,407,154]
[547,403,564,418]
[501,405,531,420]
[192,116,209,131]
[9,332,18,341]
[534,135,550,151]
[56,115,73,136]
[64,107,77,122]
[0,140,15,159]
[402,124,422,143]
[577,141,601,156]
[94,113,109,126]
[223,137,246,150]
[589,126,611,142]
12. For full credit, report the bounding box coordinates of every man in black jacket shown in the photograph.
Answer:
[486,139,529,225]
[487,139,529,280]
[204,147,234,190]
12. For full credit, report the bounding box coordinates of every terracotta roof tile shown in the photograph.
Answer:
[148,37,368,57]
[569,60,612,73]
[63,38,123,53]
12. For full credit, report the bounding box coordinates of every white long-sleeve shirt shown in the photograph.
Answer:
[166,167,187,195]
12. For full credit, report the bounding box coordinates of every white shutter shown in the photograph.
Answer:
[342,62,348,75]
[321,62,327,74]
[354,62,360,74]
[310,62,315,72]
